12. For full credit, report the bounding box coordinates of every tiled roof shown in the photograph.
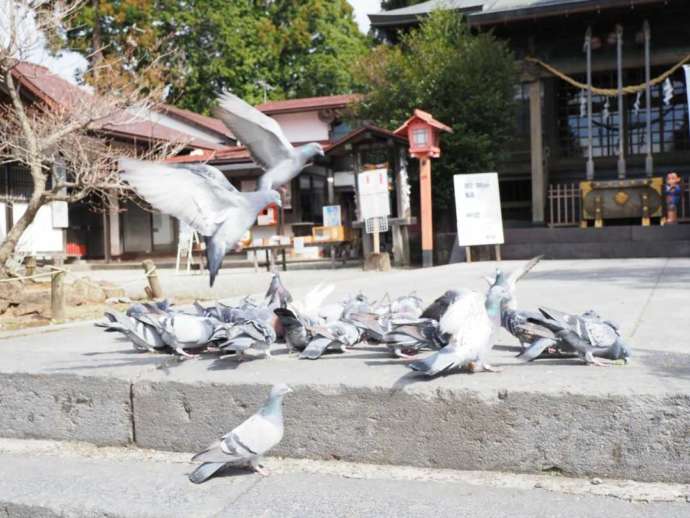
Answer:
[256,94,360,115]
[9,62,222,150]
[157,104,234,139]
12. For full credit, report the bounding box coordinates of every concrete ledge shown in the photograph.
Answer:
[0,373,132,446]
[0,260,688,484]
[132,380,690,483]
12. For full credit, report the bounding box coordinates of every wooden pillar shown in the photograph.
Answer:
[616,24,626,179]
[529,80,546,224]
[420,157,433,267]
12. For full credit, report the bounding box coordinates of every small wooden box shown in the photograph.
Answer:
[312,226,348,242]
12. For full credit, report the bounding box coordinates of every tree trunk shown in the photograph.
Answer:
[0,163,47,275]
[91,0,104,83]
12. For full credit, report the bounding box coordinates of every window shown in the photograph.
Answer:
[412,127,429,146]
[299,174,327,224]
[0,163,33,200]
[558,69,690,159]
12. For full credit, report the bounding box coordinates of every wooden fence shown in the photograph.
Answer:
[547,183,581,227]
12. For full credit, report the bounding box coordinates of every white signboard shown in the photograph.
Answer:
[51,201,69,228]
[357,169,390,219]
[454,172,504,246]
[322,205,342,227]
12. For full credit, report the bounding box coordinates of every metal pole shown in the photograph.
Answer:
[616,24,626,179]
[644,20,654,177]
[586,27,594,180]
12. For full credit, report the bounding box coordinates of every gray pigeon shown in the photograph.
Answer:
[137,313,225,357]
[264,272,293,308]
[96,309,166,352]
[518,308,631,365]
[119,159,281,286]
[218,320,276,359]
[383,318,446,358]
[189,383,292,483]
[300,321,362,360]
[273,307,313,352]
[212,92,324,190]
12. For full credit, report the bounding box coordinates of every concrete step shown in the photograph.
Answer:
[0,439,687,518]
[0,316,689,485]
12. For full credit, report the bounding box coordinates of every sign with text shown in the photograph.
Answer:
[357,169,390,219]
[453,173,504,246]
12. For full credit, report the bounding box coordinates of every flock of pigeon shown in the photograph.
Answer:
[111,93,632,484]
[97,256,631,483]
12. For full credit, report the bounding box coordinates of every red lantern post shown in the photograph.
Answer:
[394,109,452,268]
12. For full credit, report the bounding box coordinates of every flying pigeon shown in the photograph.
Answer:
[212,92,325,190]
[118,159,281,286]
[486,255,543,312]
[189,383,292,483]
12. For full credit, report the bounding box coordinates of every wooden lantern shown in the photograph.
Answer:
[394,109,452,160]
[394,109,452,268]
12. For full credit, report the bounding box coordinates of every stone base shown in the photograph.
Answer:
[363,253,391,272]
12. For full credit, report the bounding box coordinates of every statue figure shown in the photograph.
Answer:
[663,171,682,224]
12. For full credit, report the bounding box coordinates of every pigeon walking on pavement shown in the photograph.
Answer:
[119,159,281,287]
[212,92,325,190]
[189,384,292,483]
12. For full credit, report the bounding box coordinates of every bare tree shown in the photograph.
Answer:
[0,0,178,273]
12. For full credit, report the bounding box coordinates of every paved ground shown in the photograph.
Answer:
[0,439,687,518]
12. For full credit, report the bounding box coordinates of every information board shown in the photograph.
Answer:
[453,172,504,246]
[357,169,390,219]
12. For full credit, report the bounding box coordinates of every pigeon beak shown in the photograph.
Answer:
[318,148,325,157]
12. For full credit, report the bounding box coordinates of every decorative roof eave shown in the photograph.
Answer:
[369,0,666,29]
[470,0,666,26]
[325,124,408,155]
[394,110,453,136]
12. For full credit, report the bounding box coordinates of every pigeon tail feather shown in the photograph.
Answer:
[205,235,225,287]
[189,462,226,484]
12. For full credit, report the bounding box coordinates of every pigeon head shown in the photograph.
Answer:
[300,142,325,160]
[270,383,292,398]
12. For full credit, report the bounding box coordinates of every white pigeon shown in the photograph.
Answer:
[189,384,292,483]
[119,159,281,286]
[212,92,325,190]
[409,287,504,377]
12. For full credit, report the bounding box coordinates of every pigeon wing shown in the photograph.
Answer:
[507,255,543,290]
[170,163,238,192]
[119,158,245,237]
[213,92,294,171]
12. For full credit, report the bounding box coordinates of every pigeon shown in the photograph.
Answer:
[218,319,276,360]
[189,383,292,483]
[137,313,226,357]
[420,290,462,321]
[273,307,313,352]
[502,308,560,355]
[300,321,362,360]
[487,255,543,312]
[409,278,510,376]
[212,92,325,190]
[517,308,631,365]
[382,318,446,358]
[264,272,293,308]
[119,159,282,286]
[96,309,166,352]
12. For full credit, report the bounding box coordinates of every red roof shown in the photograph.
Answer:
[9,62,223,150]
[256,94,360,115]
[158,104,234,140]
[394,109,453,135]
